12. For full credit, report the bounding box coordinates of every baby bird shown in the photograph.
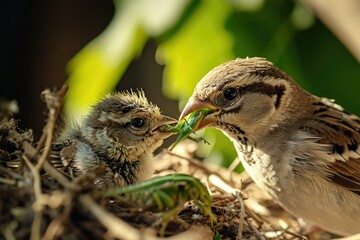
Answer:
[180,57,360,236]
[51,90,175,187]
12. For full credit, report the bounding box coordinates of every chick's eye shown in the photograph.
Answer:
[130,117,146,129]
[223,87,238,101]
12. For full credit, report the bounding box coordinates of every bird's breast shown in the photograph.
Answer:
[234,143,282,197]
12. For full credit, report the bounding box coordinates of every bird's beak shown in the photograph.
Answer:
[179,97,218,130]
[152,115,178,138]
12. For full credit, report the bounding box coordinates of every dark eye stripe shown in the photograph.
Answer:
[274,85,286,109]
[220,82,286,113]
[238,82,284,96]
[122,106,133,113]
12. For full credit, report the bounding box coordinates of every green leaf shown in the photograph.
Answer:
[64,0,192,122]
[156,0,235,106]
[64,5,148,121]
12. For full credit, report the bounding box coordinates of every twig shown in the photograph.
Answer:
[165,151,233,186]
[335,233,360,240]
[266,225,307,240]
[36,85,68,170]
[227,157,241,174]
[0,177,16,185]
[22,155,43,240]
[43,161,81,191]
[209,174,246,240]
[243,207,265,230]
[166,226,213,240]
[3,221,18,240]
[23,140,80,191]
[35,119,54,171]
[0,165,23,179]
[281,229,307,240]
[236,191,245,240]
[19,86,68,240]
[245,217,265,240]
[165,151,213,174]
[42,200,74,240]
[79,194,146,240]
[79,194,213,240]
[208,174,238,195]
[34,129,47,154]
[52,85,68,125]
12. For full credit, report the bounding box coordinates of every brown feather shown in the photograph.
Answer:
[305,98,360,194]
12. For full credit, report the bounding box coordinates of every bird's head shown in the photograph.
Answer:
[82,90,176,161]
[180,57,309,144]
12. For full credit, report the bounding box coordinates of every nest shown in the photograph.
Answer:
[0,86,337,240]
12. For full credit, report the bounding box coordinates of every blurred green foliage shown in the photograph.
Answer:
[64,0,360,170]
[64,0,192,120]
[157,0,234,105]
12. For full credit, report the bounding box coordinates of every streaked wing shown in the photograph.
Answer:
[49,141,77,171]
[305,98,360,194]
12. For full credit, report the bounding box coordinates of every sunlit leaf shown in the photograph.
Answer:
[156,0,235,107]
[64,0,191,122]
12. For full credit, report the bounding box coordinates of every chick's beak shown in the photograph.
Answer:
[151,115,178,138]
[179,97,218,130]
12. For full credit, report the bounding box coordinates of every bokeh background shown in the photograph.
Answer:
[1,0,359,169]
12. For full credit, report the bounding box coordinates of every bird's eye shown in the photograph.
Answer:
[130,117,146,129]
[223,87,238,101]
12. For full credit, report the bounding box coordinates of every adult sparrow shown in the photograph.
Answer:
[179,57,360,236]
[51,90,176,187]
